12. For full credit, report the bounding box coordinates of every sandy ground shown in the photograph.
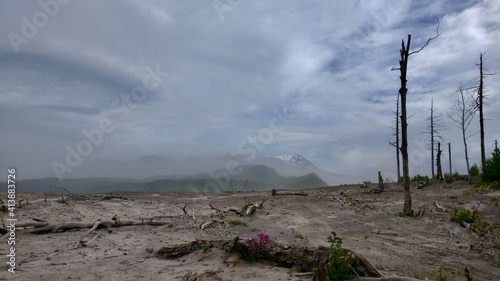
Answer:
[1,180,499,281]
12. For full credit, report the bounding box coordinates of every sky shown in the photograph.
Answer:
[0,0,499,182]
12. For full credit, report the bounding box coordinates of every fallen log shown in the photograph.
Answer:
[156,237,381,278]
[13,217,173,234]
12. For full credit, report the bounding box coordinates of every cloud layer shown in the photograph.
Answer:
[1,0,499,182]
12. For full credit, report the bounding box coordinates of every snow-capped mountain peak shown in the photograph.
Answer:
[272,154,316,169]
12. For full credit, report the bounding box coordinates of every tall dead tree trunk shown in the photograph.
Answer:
[389,94,401,182]
[448,143,452,177]
[477,53,486,170]
[430,98,435,178]
[393,20,439,216]
[425,97,443,179]
[398,35,412,215]
[436,142,443,181]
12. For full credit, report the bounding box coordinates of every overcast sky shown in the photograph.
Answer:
[1,0,499,182]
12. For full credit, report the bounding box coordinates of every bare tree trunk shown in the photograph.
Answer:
[389,94,401,183]
[436,142,443,181]
[430,98,435,179]
[399,35,412,216]
[393,22,439,216]
[426,98,443,179]
[395,94,401,182]
[448,143,452,177]
[478,53,486,170]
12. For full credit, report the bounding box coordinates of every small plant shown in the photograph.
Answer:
[453,170,460,178]
[464,266,473,281]
[167,224,174,228]
[228,219,248,227]
[241,201,252,211]
[469,164,479,177]
[437,264,448,281]
[491,195,499,206]
[243,234,270,262]
[412,273,425,280]
[450,208,479,224]
[457,200,465,205]
[202,245,211,253]
[324,232,356,281]
[251,227,257,232]
[398,210,420,218]
[294,232,305,239]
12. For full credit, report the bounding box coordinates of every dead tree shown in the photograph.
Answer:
[474,53,495,170]
[436,142,443,180]
[388,94,401,182]
[392,19,440,215]
[448,84,476,183]
[424,97,444,179]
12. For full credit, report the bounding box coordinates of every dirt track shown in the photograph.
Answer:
[1,180,499,280]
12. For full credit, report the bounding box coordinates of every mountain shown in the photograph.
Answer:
[272,154,316,169]
[14,165,327,193]
[254,154,359,185]
[47,153,358,186]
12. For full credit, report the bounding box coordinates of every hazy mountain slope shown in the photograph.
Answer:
[15,165,328,193]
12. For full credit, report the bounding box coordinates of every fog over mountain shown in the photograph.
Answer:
[49,153,357,186]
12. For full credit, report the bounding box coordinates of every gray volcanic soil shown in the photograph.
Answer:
[1,180,499,280]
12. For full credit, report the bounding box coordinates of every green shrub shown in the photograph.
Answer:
[453,170,460,178]
[411,174,429,182]
[203,245,211,253]
[324,232,356,281]
[464,266,473,281]
[294,232,304,239]
[469,164,479,177]
[450,208,479,224]
[482,148,500,182]
[228,219,248,227]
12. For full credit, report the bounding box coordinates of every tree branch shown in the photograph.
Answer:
[408,18,441,56]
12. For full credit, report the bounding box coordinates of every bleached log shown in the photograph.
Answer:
[13,217,173,234]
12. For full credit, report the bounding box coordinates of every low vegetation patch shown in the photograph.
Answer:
[228,219,248,227]
[294,232,304,239]
[450,208,479,224]
[243,233,270,262]
[325,232,356,281]
[411,174,429,182]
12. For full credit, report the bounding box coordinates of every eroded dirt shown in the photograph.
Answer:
[1,181,499,280]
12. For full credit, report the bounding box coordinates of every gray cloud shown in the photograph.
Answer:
[0,0,499,182]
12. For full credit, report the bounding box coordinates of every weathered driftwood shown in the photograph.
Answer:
[156,237,382,278]
[13,217,173,234]
[209,200,264,217]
